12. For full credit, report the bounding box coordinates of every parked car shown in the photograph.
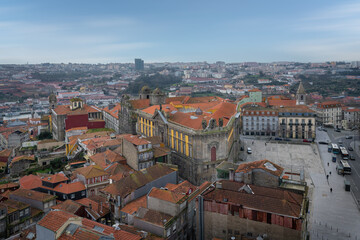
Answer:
[247,147,252,154]
[350,155,355,160]
[274,137,282,141]
[323,129,327,132]
[345,136,353,139]
[303,139,311,143]
[335,129,341,132]
[318,141,328,145]
[338,140,343,145]
[284,138,291,141]
[348,146,354,151]
[332,156,337,162]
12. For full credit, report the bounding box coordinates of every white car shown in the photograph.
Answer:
[247,147,252,154]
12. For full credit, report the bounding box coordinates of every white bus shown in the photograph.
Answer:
[340,146,349,158]
[332,143,340,154]
[337,160,351,175]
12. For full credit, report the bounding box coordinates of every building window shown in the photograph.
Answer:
[25,208,29,215]
[19,211,24,217]
[82,191,86,196]
[71,194,75,199]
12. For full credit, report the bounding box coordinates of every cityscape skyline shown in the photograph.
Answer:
[1,0,360,64]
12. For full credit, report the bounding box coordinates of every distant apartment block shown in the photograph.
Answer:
[135,58,144,71]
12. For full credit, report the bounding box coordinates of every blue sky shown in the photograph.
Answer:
[1,0,360,63]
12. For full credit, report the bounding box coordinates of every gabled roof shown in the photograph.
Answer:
[53,181,86,194]
[148,188,185,204]
[128,99,150,109]
[103,103,121,119]
[123,134,151,146]
[19,174,42,190]
[10,188,56,202]
[10,155,35,167]
[0,149,12,158]
[37,210,79,232]
[101,164,175,197]
[135,207,173,227]
[120,195,147,215]
[89,149,126,169]
[51,199,83,214]
[203,180,304,218]
[235,159,284,177]
[75,165,109,179]
[42,173,68,184]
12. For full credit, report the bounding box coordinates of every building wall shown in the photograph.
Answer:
[147,196,179,216]
[202,209,302,240]
[8,132,30,148]
[36,224,55,240]
[133,218,165,237]
[10,160,33,176]
[242,115,278,136]
[122,139,139,170]
[278,116,315,139]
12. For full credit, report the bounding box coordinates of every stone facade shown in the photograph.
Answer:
[137,109,240,185]
[242,107,278,136]
[278,107,316,139]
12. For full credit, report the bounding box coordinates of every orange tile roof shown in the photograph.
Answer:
[276,105,314,113]
[75,165,109,179]
[123,134,150,146]
[10,188,56,202]
[248,88,261,92]
[42,173,68,184]
[268,99,296,107]
[103,103,121,119]
[128,99,150,109]
[120,195,147,215]
[0,182,19,190]
[53,104,100,116]
[10,155,35,167]
[51,199,83,214]
[317,101,342,109]
[53,182,86,194]
[235,159,284,177]
[76,198,110,218]
[19,174,42,190]
[148,187,185,203]
[0,149,12,158]
[89,149,126,169]
[38,210,79,232]
[135,207,173,227]
[65,127,88,132]
[141,104,177,115]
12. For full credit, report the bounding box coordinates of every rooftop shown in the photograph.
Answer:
[235,159,284,177]
[10,188,56,202]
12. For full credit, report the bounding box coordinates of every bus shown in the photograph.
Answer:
[337,160,351,175]
[340,146,349,158]
[332,144,340,154]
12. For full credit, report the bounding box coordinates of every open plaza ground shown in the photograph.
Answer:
[239,135,360,240]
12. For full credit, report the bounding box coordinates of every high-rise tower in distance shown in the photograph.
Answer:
[135,58,144,71]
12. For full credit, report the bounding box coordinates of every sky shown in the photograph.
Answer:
[1,0,360,64]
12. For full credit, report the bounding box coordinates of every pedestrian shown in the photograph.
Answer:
[327,162,329,166]
[265,143,267,146]
[329,171,331,175]
[330,188,333,193]
[252,141,254,145]
[326,174,329,180]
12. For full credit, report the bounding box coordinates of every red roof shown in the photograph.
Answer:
[42,173,68,184]
[235,159,284,177]
[19,175,42,190]
[128,99,150,109]
[248,88,261,92]
[123,134,150,146]
[38,210,79,232]
[53,182,86,194]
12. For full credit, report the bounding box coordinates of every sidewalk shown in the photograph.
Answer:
[308,130,360,239]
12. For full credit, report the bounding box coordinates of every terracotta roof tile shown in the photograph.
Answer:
[89,150,126,169]
[128,99,150,109]
[102,164,175,197]
[10,155,35,167]
[75,165,109,179]
[135,207,173,227]
[38,210,79,232]
[123,134,150,146]
[42,173,69,184]
[19,174,42,190]
[203,180,303,218]
[53,181,86,194]
[120,195,147,215]
[103,103,121,119]
[148,188,185,203]
[51,199,83,214]
[235,159,284,177]
[10,188,56,202]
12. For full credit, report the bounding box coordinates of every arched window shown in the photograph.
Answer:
[211,146,216,162]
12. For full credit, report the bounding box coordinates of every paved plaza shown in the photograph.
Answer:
[240,135,360,240]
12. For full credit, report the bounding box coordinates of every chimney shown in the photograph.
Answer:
[229,168,235,181]
[215,181,222,189]
[89,203,92,209]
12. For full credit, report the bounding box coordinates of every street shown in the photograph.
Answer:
[322,127,360,206]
